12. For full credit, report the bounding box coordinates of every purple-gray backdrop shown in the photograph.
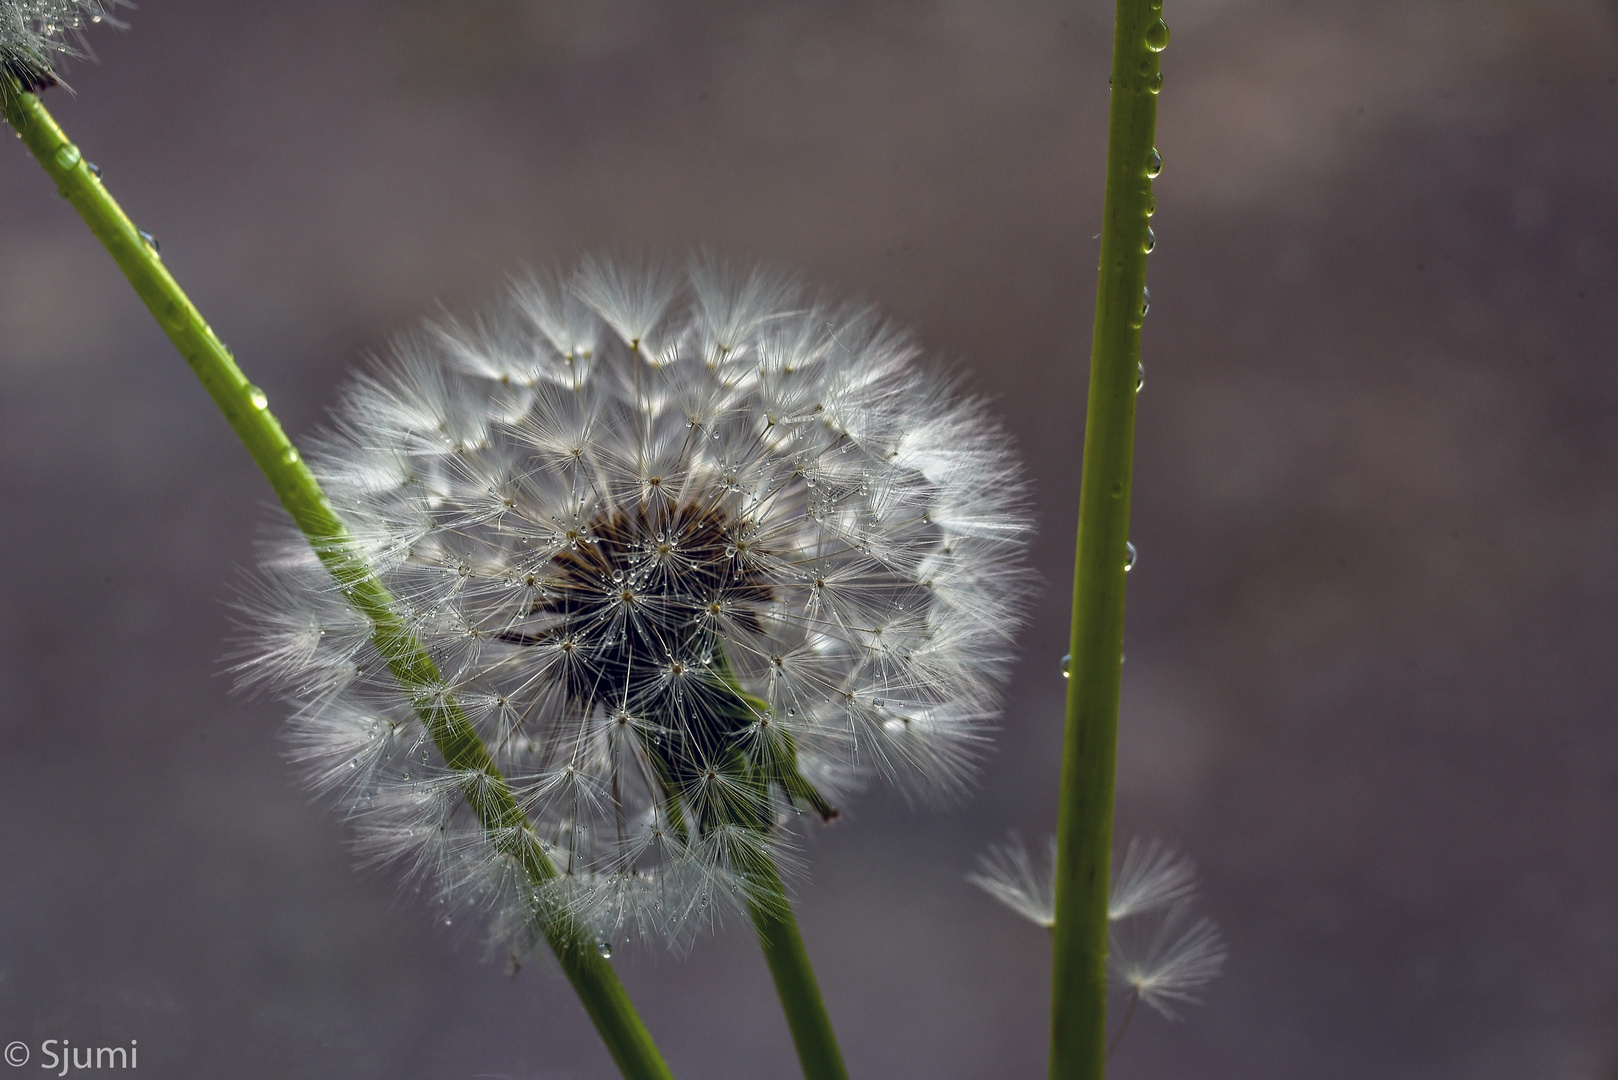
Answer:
[3,2,1616,1077]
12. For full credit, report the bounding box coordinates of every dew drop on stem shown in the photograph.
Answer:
[1061,653,1071,679]
[1125,541,1138,572]
[247,385,268,410]
[1144,227,1156,254]
[1136,362,1145,392]
[1145,19,1170,52]
[138,229,160,256]
[1146,148,1162,178]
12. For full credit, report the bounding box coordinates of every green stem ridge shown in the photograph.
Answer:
[1050,3,1164,1079]
[3,80,673,1080]
[747,859,850,1080]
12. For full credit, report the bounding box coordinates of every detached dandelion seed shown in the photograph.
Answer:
[1108,899,1227,1020]
[971,832,1225,1025]
[239,255,1033,955]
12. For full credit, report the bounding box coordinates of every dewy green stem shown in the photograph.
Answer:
[2,80,674,1080]
[1049,2,1164,1079]
[746,859,849,1080]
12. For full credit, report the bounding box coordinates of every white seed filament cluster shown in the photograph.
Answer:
[1,0,125,90]
[239,257,1032,953]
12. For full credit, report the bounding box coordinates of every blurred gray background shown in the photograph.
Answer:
[3,1,1616,1076]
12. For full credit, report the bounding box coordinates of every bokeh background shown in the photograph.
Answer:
[3,1,1617,1076]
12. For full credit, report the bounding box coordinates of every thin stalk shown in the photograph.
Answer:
[1049,2,1165,1079]
[746,858,849,1080]
[2,80,674,1080]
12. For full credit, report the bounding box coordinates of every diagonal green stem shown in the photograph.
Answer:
[2,79,673,1080]
[1049,2,1164,1078]
[746,859,849,1080]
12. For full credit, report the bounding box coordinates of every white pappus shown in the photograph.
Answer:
[970,834,1226,1020]
[236,255,1034,957]
[0,0,126,91]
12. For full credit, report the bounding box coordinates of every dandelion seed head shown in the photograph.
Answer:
[240,257,1033,955]
[1,0,126,92]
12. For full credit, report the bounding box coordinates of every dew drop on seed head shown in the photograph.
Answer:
[138,229,161,256]
[1125,541,1138,571]
[1061,653,1071,679]
[1146,148,1162,178]
[598,941,613,958]
[1143,227,1155,253]
[1145,19,1170,51]
[700,896,710,909]
[247,385,268,410]
[442,915,453,927]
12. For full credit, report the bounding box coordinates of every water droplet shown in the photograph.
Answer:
[1149,72,1163,94]
[442,915,453,927]
[282,446,300,465]
[700,896,710,909]
[1145,19,1170,51]
[1146,196,1157,218]
[138,229,161,256]
[1061,654,1071,679]
[1138,58,1151,76]
[786,708,796,717]
[1146,148,1162,178]
[87,161,102,179]
[1136,362,1145,392]
[247,385,268,410]
[872,698,886,708]
[1143,227,1156,253]
[54,143,81,170]
[598,941,613,958]
[1140,288,1151,318]
[1125,541,1138,571]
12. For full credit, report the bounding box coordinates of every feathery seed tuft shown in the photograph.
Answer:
[238,256,1033,955]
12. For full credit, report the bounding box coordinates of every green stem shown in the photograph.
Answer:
[3,80,673,1080]
[1049,3,1164,1079]
[746,859,849,1080]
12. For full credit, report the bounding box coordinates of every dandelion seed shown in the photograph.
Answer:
[970,831,1225,1021]
[1108,836,1196,921]
[1,0,127,91]
[968,833,1056,928]
[1108,899,1227,1019]
[239,256,1033,955]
